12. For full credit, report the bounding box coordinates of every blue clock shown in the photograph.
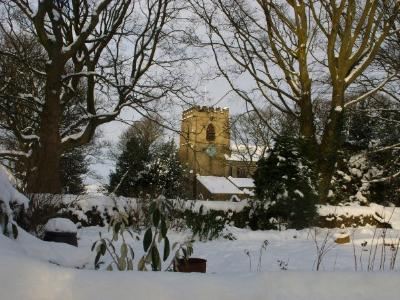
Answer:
[205,144,217,157]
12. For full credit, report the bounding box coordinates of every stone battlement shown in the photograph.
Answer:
[182,105,229,118]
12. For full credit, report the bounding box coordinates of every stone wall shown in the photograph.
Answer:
[179,106,230,177]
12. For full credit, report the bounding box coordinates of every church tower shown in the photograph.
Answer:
[179,106,230,176]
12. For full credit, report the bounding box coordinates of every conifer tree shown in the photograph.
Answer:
[254,137,317,229]
[109,120,186,198]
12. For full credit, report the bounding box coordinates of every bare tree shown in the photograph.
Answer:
[0,0,194,193]
[230,107,290,173]
[189,0,400,202]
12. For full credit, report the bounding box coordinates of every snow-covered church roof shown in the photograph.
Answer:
[197,176,245,195]
[227,176,255,189]
[225,144,266,162]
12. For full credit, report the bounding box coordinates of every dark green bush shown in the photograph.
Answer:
[184,206,226,241]
[253,137,318,229]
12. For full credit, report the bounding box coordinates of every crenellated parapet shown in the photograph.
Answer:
[182,106,229,119]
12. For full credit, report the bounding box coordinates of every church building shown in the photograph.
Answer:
[179,106,259,200]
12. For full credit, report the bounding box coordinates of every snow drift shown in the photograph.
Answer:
[1,230,400,300]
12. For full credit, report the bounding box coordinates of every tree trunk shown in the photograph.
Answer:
[298,93,318,161]
[317,90,345,203]
[26,62,63,193]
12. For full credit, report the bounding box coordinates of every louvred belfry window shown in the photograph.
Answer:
[206,123,216,141]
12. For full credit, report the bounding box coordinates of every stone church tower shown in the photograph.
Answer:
[179,106,231,176]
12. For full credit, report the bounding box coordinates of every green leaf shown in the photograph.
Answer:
[160,219,167,238]
[121,213,129,225]
[12,224,18,239]
[188,244,193,257]
[120,243,128,258]
[138,256,146,271]
[153,209,160,227]
[128,245,135,260]
[163,236,170,261]
[143,228,152,252]
[145,251,152,263]
[158,232,163,243]
[118,256,127,270]
[91,241,97,252]
[100,242,106,255]
[127,258,133,270]
[149,201,156,214]
[151,246,161,271]
[113,222,121,241]
[94,251,102,268]
[3,214,9,236]
[106,264,113,271]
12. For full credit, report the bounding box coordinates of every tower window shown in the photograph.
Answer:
[206,123,216,141]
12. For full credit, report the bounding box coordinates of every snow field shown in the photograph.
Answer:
[2,172,400,299]
[1,225,400,300]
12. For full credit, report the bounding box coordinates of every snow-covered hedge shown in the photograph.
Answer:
[57,194,400,230]
[5,187,399,232]
[0,167,29,238]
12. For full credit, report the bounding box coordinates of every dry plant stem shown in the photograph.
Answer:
[368,228,378,271]
[106,242,120,268]
[351,230,357,271]
[244,250,252,272]
[389,237,400,270]
[379,229,387,271]
[257,240,269,272]
[313,228,336,271]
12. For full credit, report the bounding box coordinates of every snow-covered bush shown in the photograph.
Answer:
[253,137,318,229]
[330,150,400,206]
[184,205,227,241]
[328,96,400,206]
[0,167,29,238]
[17,193,67,235]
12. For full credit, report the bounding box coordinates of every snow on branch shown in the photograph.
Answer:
[0,150,32,159]
[344,73,397,108]
[369,142,400,154]
[363,170,400,184]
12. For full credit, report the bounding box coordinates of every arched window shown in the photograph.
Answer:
[238,168,247,178]
[206,123,216,141]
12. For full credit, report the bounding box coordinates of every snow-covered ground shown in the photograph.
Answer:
[1,224,399,300]
[1,170,400,299]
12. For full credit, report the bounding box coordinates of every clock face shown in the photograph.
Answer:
[205,144,217,157]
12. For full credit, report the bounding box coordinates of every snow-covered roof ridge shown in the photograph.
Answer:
[227,176,255,189]
[197,175,245,195]
[226,143,266,162]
